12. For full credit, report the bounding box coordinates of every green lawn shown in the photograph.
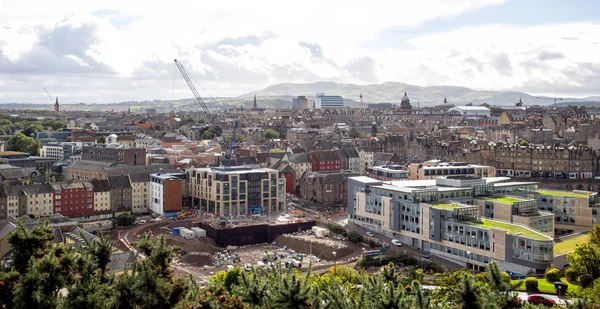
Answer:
[430,202,465,210]
[487,197,526,204]
[469,220,551,240]
[511,278,581,294]
[537,190,590,199]
[554,234,590,255]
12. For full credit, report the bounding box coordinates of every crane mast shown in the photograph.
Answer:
[173,59,237,168]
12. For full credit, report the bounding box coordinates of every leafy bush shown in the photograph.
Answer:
[524,277,538,292]
[580,274,594,288]
[545,268,561,283]
[328,224,345,235]
[114,212,135,227]
[565,268,578,282]
[347,231,364,244]
[501,272,511,283]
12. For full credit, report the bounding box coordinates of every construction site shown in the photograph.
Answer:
[114,214,370,283]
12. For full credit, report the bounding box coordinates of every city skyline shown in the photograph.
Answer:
[1,0,600,103]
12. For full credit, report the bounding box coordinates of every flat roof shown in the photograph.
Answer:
[429,202,468,210]
[469,219,551,240]
[537,190,591,199]
[485,196,529,204]
[192,167,279,175]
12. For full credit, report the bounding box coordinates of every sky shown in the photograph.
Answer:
[0,0,599,103]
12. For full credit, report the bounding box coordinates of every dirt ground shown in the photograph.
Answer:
[109,219,366,283]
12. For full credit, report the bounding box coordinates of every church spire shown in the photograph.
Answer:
[443,97,448,104]
[516,96,523,107]
[54,96,59,112]
[253,94,257,109]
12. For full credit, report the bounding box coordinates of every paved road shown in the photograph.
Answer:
[344,221,463,272]
[423,285,569,305]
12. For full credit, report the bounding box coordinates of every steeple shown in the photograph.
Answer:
[253,94,257,109]
[54,96,59,112]
[516,96,523,107]
[443,97,448,104]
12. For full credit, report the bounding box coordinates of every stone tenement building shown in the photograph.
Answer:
[470,144,598,179]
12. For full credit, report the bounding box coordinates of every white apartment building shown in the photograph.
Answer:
[41,144,64,160]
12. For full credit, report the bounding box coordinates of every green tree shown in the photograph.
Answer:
[519,140,529,146]
[97,136,106,144]
[589,224,600,246]
[114,212,135,227]
[202,128,216,140]
[565,268,578,282]
[22,123,44,137]
[6,133,40,155]
[264,128,280,139]
[568,242,600,279]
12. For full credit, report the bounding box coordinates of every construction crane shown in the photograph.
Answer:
[174,59,238,168]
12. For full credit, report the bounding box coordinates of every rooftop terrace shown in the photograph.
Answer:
[485,196,528,204]
[537,190,591,199]
[430,202,468,210]
[554,234,590,255]
[469,219,550,240]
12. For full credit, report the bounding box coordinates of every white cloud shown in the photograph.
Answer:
[1,0,599,103]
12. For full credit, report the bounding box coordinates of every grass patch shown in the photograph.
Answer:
[469,220,550,240]
[554,234,590,255]
[429,202,465,210]
[537,190,590,199]
[511,278,581,294]
[486,196,526,204]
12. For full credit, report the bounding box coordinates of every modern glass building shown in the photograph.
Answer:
[315,93,343,109]
[348,175,554,273]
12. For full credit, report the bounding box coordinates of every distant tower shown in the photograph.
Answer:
[360,93,363,109]
[371,120,378,137]
[400,92,412,110]
[443,97,448,104]
[54,97,59,112]
[128,107,131,114]
[516,96,523,107]
[253,94,257,109]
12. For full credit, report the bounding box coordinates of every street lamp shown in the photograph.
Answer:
[332,251,337,273]
[466,251,475,272]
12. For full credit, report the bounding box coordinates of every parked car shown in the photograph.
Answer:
[505,270,526,280]
[226,265,234,272]
[366,232,374,237]
[243,263,252,271]
[391,239,402,246]
[527,294,555,306]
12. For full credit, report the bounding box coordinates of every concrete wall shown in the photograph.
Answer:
[196,221,316,247]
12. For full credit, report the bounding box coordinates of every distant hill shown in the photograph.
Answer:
[241,81,600,107]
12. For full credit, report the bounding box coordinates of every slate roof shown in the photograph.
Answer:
[108,176,132,190]
[301,171,360,182]
[106,251,135,273]
[309,150,340,162]
[288,153,311,164]
[22,183,53,195]
[91,179,111,192]
[128,173,149,183]
[105,164,174,177]
[68,160,117,171]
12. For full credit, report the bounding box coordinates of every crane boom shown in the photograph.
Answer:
[173,59,216,125]
[173,59,238,168]
[44,88,54,104]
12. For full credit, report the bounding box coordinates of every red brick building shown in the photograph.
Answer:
[308,150,341,172]
[51,181,95,218]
